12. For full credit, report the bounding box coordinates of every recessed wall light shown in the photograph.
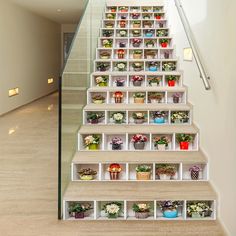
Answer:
[183,47,193,61]
[8,88,19,97]
[57,9,62,12]
[48,78,54,84]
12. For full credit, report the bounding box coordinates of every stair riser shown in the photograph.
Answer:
[62,90,87,105]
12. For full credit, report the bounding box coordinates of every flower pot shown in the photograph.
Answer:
[144,25,151,29]
[75,212,85,219]
[89,119,99,124]
[156,15,161,20]
[134,97,145,103]
[147,44,154,48]
[168,80,176,87]
[93,100,104,104]
[136,172,151,180]
[118,54,125,59]
[108,213,119,218]
[98,82,107,87]
[133,24,141,28]
[180,141,189,150]
[133,142,145,150]
[115,97,123,103]
[112,143,122,150]
[134,119,145,124]
[121,9,127,13]
[161,42,168,48]
[150,82,158,86]
[190,170,199,180]
[164,52,170,59]
[109,172,120,180]
[154,117,165,124]
[133,80,142,86]
[119,43,126,48]
[146,55,155,59]
[150,99,161,104]
[133,43,141,48]
[191,212,202,218]
[159,174,171,180]
[145,33,153,37]
[163,210,178,218]
[133,54,142,59]
[80,175,94,181]
[173,97,180,103]
[157,144,166,151]
[159,23,164,28]
[134,67,142,72]
[100,56,110,59]
[121,16,127,19]
[135,212,149,219]
[149,66,158,72]
[116,81,124,87]
[88,144,99,150]
[174,119,183,124]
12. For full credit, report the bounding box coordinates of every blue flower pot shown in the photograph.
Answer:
[145,33,153,37]
[149,66,158,72]
[163,210,178,218]
[154,117,165,124]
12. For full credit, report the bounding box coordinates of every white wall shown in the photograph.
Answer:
[166,0,236,234]
[0,0,61,115]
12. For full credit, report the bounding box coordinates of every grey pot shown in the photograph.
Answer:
[134,119,145,124]
[134,142,145,150]
[133,80,142,86]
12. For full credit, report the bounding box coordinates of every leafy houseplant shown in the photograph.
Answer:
[166,75,179,87]
[103,202,123,218]
[133,50,142,59]
[111,112,125,124]
[176,133,194,150]
[87,112,104,124]
[132,38,142,47]
[106,13,116,20]
[153,136,170,151]
[156,164,177,180]
[143,13,151,19]
[145,29,154,37]
[105,21,114,28]
[132,29,141,37]
[132,112,146,124]
[84,134,100,150]
[136,165,152,180]
[133,92,145,103]
[115,62,127,71]
[97,62,110,72]
[110,137,123,150]
[145,39,155,48]
[131,75,144,86]
[119,6,128,12]
[131,13,140,20]
[102,39,113,48]
[162,62,176,72]
[189,166,202,180]
[187,201,213,218]
[100,51,111,60]
[133,20,141,28]
[131,134,148,150]
[107,163,122,180]
[156,29,168,37]
[171,111,189,124]
[78,168,97,180]
[92,94,105,104]
[142,7,151,12]
[102,29,113,37]
[109,6,117,13]
[148,61,159,71]
[148,76,161,86]
[132,62,143,72]
[132,203,151,219]
[95,76,108,86]
[160,38,169,48]
[172,92,182,103]
[69,202,93,219]
[113,91,124,103]
[158,201,182,218]
[148,92,163,103]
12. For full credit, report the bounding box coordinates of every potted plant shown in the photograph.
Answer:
[156,29,168,37]
[87,112,104,124]
[131,6,140,12]
[189,166,202,180]
[111,112,125,124]
[132,62,143,72]
[119,20,127,28]
[133,50,142,59]
[113,91,124,103]
[105,21,114,28]
[133,92,145,103]
[158,201,182,218]
[119,6,128,12]
[148,92,163,103]
[103,202,122,218]
[102,39,113,48]
[187,201,213,218]
[160,39,169,48]
[132,203,151,219]
[109,6,117,13]
[115,62,127,71]
[156,164,177,179]
[148,61,159,71]
[155,13,162,20]
[92,94,105,104]
[153,7,162,12]
[119,30,127,37]
[132,38,142,47]
[152,111,166,123]
[97,62,110,72]
[110,137,123,150]
[171,111,189,124]
[143,13,151,19]
[153,136,170,151]
[100,51,111,59]
[103,29,113,37]
[84,134,100,150]
[133,20,141,28]
[136,165,152,180]
[131,75,144,86]
[158,22,164,28]
[120,15,127,20]
[95,76,108,86]
[145,29,154,37]
[131,13,140,20]
[115,78,125,87]
[162,62,176,71]
[106,13,116,20]
[132,29,141,37]
[107,163,122,180]
[166,75,178,86]
[145,39,155,48]
[119,41,126,48]
[117,49,125,59]
[142,7,151,12]
[131,134,148,150]
[132,112,146,124]
[145,50,156,59]
[143,21,153,28]
[176,133,194,150]
[148,76,161,86]
[69,202,93,219]
[78,168,97,180]
[172,93,182,103]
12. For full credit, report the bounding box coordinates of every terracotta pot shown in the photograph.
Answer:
[134,142,145,150]
[133,23,141,28]
[168,80,175,87]
[180,141,189,150]
[115,97,123,103]
[133,54,142,59]
[75,212,85,219]
[134,97,145,103]
[136,172,151,180]
[133,80,142,86]
[110,172,120,180]
[135,212,149,219]
[191,171,199,180]
[118,54,125,59]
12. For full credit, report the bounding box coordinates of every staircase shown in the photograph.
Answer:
[61,3,226,235]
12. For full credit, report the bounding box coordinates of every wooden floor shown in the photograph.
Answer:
[0,94,226,236]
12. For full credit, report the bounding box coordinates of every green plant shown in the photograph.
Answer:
[78,168,97,177]
[133,50,142,54]
[176,134,194,143]
[133,92,145,98]
[136,165,152,172]
[171,111,189,123]
[187,201,213,217]
[145,39,155,46]
[132,203,151,213]
[160,39,169,43]
[166,75,178,81]
[162,62,176,71]
[69,202,93,213]
[87,112,104,121]
[153,136,170,147]
[92,94,105,101]
[156,164,177,176]
[133,20,141,24]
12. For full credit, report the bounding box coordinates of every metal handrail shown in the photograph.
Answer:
[174,0,211,90]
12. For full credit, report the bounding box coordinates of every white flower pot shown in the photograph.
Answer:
[150,82,158,87]
[157,144,166,151]
[159,174,171,180]
[146,55,154,60]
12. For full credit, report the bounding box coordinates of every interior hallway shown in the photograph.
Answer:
[0,93,225,236]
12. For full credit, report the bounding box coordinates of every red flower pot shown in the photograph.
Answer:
[168,80,175,87]
[161,42,168,48]
[75,212,85,219]
[156,15,161,20]
[180,141,189,150]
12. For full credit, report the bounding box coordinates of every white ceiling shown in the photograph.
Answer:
[10,0,86,24]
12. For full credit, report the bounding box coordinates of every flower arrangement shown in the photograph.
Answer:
[133,50,142,59]
[102,29,113,37]
[143,13,151,19]
[148,92,163,103]
[166,75,179,86]
[132,203,151,219]
[87,112,104,124]
[106,13,116,19]
[156,164,177,179]
[132,112,146,124]
[136,164,152,172]
[172,92,182,103]
[115,78,125,87]
[113,91,124,103]
[117,49,125,59]
[148,76,161,86]
[103,202,123,218]
[132,20,141,28]
[132,62,143,71]
[133,92,145,103]
[78,168,97,180]
[187,202,212,218]
[102,39,113,48]
[153,136,170,150]
[130,6,140,12]
[131,13,140,19]
[108,6,117,12]
[153,7,162,12]
[69,202,93,219]
[118,6,128,12]
[171,111,189,123]
[136,164,152,180]
[119,20,127,28]
[132,38,142,47]
[131,75,144,86]
[119,41,126,48]
[162,62,176,71]
[84,134,100,150]
[160,38,169,47]
[107,163,122,180]
[100,51,111,59]
[131,134,148,143]
[111,112,125,124]
[189,165,202,180]
[96,62,110,72]
[155,13,163,20]
[148,61,159,71]
[110,137,123,150]
[152,111,166,124]
[158,201,182,218]
[132,29,141,37]
[105,21,114,28]
[115,62,127,71]
[142,7,151,12]
[143,20,153,28]
[176,133,194,150]
[144,29,154,37]
[92,94,105,104]
[156,29,168,37]
[145,39,155,48]
[119,30,127,37]
[95,76,108,86]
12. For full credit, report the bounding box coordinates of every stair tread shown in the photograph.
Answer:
[92,71,182,76]
[64,181,217,201]
[72,150,207,164]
